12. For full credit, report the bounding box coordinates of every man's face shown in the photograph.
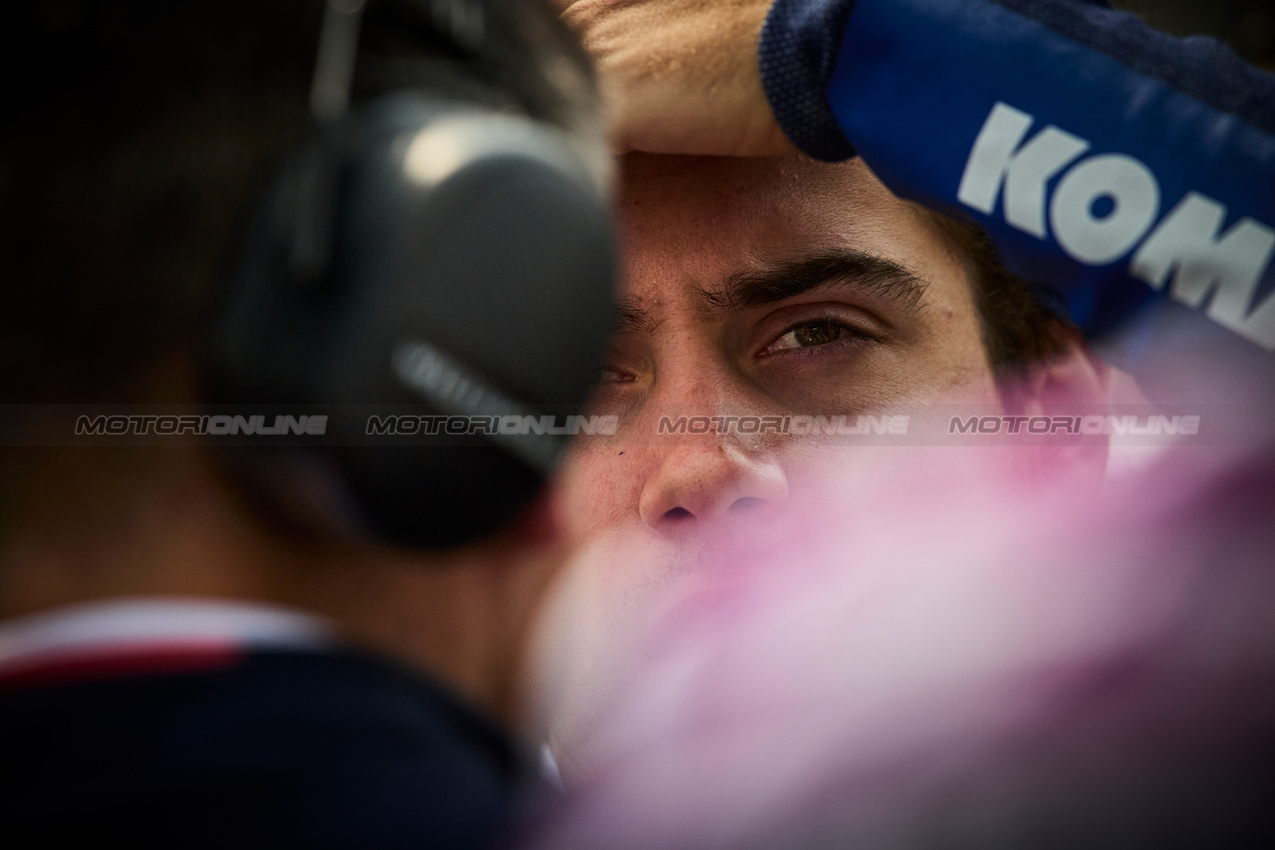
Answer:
[537,154,1007,769]
[563,154,999,548]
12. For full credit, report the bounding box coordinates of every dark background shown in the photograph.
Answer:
[1116,0,1275,70]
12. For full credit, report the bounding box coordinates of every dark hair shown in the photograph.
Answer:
[0,0,597,403]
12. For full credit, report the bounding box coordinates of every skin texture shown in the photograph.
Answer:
[553,0,795,155]
[533,153,1109,779]
[573,154,999,530]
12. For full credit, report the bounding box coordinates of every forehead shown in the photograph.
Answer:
[616,154,958,303]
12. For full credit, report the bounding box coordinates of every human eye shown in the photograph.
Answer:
[586,334,649,415]
[756,315,879,358]
[599,366,636,384]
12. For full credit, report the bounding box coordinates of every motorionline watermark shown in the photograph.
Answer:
[365,414,618,436]
[75,414,329,436]
[656,414,910,436]
[48,409,1210,445]
[69,413,619,439]
[947,414,1201,436]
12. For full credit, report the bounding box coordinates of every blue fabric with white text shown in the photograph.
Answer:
[760,0,1275,367]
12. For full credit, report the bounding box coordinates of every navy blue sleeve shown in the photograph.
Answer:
[759,0,1275,362]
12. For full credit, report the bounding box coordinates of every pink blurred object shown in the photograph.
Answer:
[528,438,1275,848]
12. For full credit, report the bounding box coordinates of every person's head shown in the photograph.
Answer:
[0,0,599,722]
[1,0,597,404]
[559,153,1109,541]
[537,152,1111,773]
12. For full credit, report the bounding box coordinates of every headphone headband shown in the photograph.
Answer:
[310,0,366,123]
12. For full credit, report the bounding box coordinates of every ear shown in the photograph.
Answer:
[1005,320,1112,486]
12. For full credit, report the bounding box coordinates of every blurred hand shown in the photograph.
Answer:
[554,0,799,156]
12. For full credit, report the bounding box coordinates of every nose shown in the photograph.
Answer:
[638,442,789,532]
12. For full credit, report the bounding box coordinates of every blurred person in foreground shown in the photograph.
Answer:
[525,0,1275,845]
[0,1,608,846]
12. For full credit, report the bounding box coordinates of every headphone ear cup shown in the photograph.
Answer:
[340,437,546,548]
[206,124,348,405]
[285,136,342,288]
[207,95,615,550]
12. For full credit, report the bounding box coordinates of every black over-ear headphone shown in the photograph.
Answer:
[205,0,615,549]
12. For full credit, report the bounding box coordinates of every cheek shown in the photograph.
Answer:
[558,440,648,543]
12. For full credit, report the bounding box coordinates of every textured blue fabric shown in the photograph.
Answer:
[759,0,1275,363]
[759,0,859,162]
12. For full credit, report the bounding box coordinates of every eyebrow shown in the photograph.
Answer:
[613,299,657,334]
[703,249,928,315]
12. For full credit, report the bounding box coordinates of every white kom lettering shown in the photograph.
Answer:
[958,102,1089,238]
[959,102,1275,350]
[1051,154,1160,264]
[1131,192,1275,349]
